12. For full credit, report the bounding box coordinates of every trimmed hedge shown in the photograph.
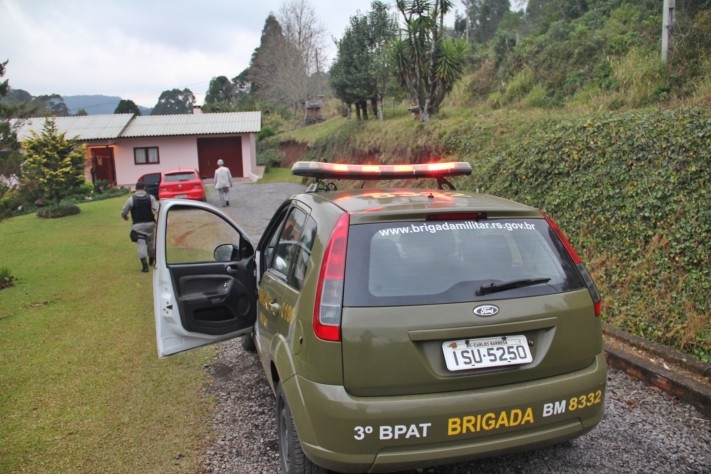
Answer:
[473,107,710,361]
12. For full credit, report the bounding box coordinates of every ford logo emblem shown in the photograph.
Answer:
[473,305,499,317]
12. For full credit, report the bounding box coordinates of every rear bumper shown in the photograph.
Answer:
[159,191,205,200]
[281,353,606,473]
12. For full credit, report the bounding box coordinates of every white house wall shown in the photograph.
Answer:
[242,133,258,180]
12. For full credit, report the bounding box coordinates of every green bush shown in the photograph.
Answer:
[0,193,22,221]
[94,179,111,193]
[256,141,282,170]
[257,125,278,141]
[37,204,81,218]
[74,181,95,198]
[0,266,16,290]
[524,85,552,108]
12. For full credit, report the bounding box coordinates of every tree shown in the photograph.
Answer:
[21,117,86,207]
[247,2,328,122]
[0,60,31,200]
[151,88,195,115]
[393,0,469,121]
[277,0,328,118]
[462,0,511,44]
[248,15,297,106]
[34,94,70,116]
[330,1,399,120]
[331,14,375,119]
[203,76,236,112]
[230,68,257,111]
[114,99,141,115]
[525,0,590,30]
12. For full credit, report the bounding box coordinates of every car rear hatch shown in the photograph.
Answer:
[341,212,602,397]
[140,172,161,198]
[161,171,199,195]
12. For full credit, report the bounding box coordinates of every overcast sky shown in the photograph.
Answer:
[1,0,413,107]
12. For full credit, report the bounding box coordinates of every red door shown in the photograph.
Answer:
[90,147,116,186]
[197,137,243,178]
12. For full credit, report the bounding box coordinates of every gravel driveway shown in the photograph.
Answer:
[200,182,711,474]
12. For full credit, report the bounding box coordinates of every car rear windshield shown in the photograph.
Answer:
[163,172,197,182]
[141,173,161,184]
[343,218,586,307]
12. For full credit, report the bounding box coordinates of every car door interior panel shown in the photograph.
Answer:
[169,263,256,335]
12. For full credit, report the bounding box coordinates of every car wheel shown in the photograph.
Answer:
[277,383,328,474]
[241,334,256,352]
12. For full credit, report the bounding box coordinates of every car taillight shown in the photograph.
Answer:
[313,213,349,341]
[542,212,602,317]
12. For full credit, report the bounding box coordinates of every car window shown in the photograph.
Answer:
[164,206,241,264]
[164,172,197,182]
[143,173,161,185]
[270,208,307,278]
[288,216,316,290]
[344,218,585,306]
[261,207,317,290]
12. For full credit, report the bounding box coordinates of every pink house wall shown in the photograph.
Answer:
[103,134,258,188]
[113,136,197,187]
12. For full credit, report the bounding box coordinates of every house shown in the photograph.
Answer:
[13,111,262,187]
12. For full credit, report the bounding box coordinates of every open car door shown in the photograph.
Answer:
[153,199,256,357]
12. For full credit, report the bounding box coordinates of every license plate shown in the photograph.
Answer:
[442,335,532,371]
[175,194,187,199]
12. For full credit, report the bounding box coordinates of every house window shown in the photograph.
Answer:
[134,147,160,165]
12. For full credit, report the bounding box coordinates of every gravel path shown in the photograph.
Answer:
[200,182,711,474]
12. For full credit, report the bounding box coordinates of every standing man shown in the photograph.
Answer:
[121,181,159,272]
[214,158,233,207]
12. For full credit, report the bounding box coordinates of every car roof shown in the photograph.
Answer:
[162,169,198,175]
[297,187,543,220]
[139,172,161,178]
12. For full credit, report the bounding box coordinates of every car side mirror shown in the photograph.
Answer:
[214,243,239,262]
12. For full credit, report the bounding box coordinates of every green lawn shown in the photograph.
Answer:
[0,196,215,473]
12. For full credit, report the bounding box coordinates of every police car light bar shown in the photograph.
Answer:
[291,161,472,181]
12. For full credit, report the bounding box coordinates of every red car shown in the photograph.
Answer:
[158,169,206,201]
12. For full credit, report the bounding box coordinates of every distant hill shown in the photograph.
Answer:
[63,95,152,115]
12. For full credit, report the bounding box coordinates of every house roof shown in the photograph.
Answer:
[14,114,134,141]
[13,111,262,142]
[121,111,262,137]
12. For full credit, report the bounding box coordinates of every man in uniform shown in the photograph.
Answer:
[121,181,159,272]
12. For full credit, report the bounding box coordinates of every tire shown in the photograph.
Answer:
[277,384,329,474]
[241,334,256,352]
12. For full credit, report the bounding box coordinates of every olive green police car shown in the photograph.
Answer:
[153,161,606,473]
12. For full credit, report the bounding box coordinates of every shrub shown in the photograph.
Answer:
[94,180,111,193]
[0,193,22,221]
[503,67,535,104]
[0,267,16,290]
[524,85,552,108]
[610,47,666,107]
[257,126,277,141]
[37,204,81,219]
[73,181,95,198]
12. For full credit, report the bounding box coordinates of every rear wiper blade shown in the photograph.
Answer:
[476,277,551,296]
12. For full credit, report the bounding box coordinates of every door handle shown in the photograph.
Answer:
[268,300,281,315]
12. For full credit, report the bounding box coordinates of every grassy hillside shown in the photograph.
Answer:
[255,1,711,363]
[262,102,710,363]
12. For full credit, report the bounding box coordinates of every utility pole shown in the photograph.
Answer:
[661,0,675,63]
